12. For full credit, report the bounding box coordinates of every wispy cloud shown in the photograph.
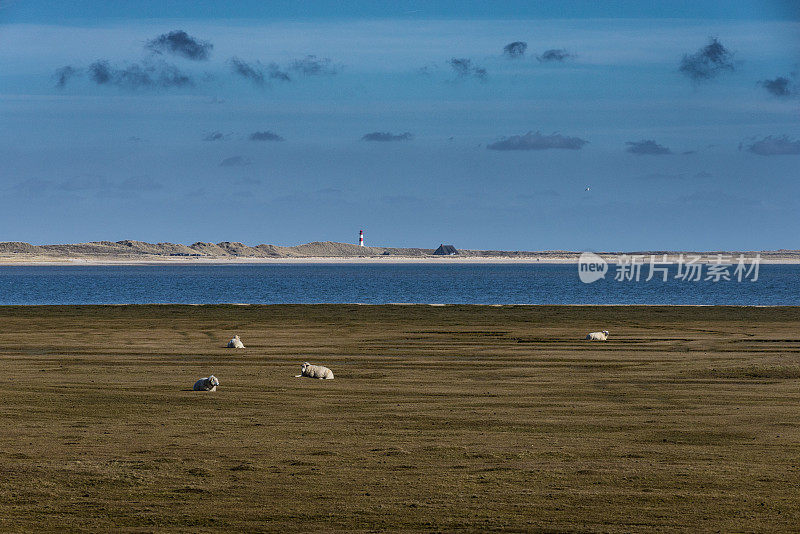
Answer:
[118,176,164,191]
[448,58,487,80]
[626,139,672,155]
[203,131,225,141]
[274,187,345,203]
[741,135,800,156]
[677,190,759,207]
[249,131,285,141]
[416,63,439,77]
[361,132,414,142]
[487,131,587,151]
[289,55,338,76]
[12,175,162,195]
[639,172,689,180]
[516,189,561,200]
[537,49,574,63]
[679,37,735,81]
[219,156,253,167]
[503,41,527,58]
[145,30,213,61]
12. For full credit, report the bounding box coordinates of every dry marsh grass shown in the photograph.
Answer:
[1,304,799,532]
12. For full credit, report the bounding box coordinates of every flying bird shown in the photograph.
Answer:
[585,185,590,192]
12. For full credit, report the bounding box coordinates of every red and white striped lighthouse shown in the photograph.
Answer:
[359,229,364,247]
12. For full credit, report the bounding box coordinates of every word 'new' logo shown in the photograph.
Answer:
[578,252,608,283]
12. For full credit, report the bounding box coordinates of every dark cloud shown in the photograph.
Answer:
[742,135,800,156]
[219,156,253,167]
[249,131,285,141]
[89,60,112,84]
[289,55,338,76]
[229,57,265,85]
[145,30,213,61]
[267,63,291,81]
[54,65,78,88]
[229,57,291,85]
[148,62,192,87]
[361,132,414,142]
[448,58,487,80]
[503,41,527,58]
[760,76,795,97]
[537,49,574,63]
[87,59,192,89]
[487,131,588,151]
[203,131,225,141]
[679,37,735,81]
[625,140,673,155]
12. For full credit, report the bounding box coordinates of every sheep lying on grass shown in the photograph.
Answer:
[586,330,609,341]
[227,335,245,349]
[295,362,334,380]
[193,375,220,391]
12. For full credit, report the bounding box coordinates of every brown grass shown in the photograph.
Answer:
[1,305,799,532]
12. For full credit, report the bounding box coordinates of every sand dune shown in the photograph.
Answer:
[1,240,798,264]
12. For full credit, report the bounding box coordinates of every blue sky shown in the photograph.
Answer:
[1,1,798,250]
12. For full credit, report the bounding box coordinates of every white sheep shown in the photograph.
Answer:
[193,375,220,391]
[585,330,609,341]
[295,362,334,380]
[227,335,245,349]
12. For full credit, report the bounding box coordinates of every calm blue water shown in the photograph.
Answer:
[0,264,797,305]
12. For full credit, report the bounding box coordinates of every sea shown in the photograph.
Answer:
[0,263,798,305]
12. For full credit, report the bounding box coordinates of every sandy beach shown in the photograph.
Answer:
[2,256,799,265]
[2,304,799,531]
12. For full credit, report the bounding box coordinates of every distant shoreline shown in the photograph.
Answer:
[1,240,798,265]
[2,256,800,266]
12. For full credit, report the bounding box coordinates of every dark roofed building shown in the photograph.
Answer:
[433,244,458,255]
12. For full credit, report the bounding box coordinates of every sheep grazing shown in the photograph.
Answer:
[295,362,334,380]
[585,330,610,341]
[227,335,245,349]
[193,375,220,391]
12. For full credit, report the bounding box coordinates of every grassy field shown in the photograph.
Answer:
[1,305,799,532]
